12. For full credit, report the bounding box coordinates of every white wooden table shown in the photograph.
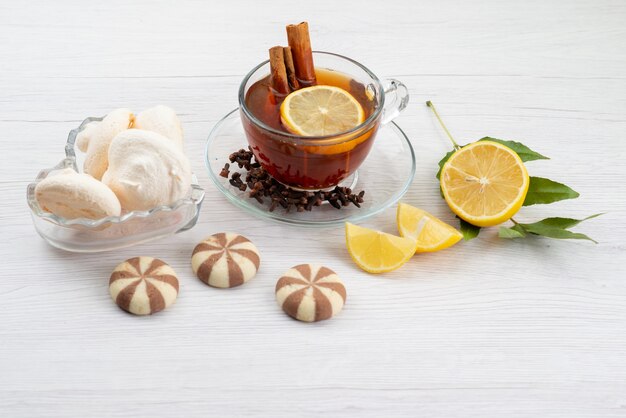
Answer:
[2,1,625,416]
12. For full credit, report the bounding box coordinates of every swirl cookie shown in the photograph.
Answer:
[191,233,260,288]
[109,257,179,315]
[275,264,346,322]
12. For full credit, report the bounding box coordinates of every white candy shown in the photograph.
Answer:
[102,129,191,211]
[134,105,184,149]
[35,168,121,220]
[75,108,134,180]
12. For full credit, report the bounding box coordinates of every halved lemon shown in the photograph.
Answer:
[397,203,463,252]
[440,141,529,227]
[345,222,417,274]
[280,85,365,136]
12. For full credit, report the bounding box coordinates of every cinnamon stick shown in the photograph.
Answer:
[269,46,290,96]
[286,22,316,87]
[283,46,300,91]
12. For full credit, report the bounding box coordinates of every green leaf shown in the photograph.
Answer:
[479,137,549,162]
[523,177,579,206]
[435,149,456,180]
[512,214,601,243]
[458,217,481,240]
[511,224,527,235]
[520,213,603,230]
[499,226,526,239]
[521,224,598,243]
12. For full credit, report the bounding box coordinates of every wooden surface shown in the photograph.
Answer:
[2,0,626,416]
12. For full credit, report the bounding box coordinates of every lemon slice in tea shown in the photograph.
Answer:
[280,85,365,136]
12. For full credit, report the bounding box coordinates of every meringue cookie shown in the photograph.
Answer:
[76,120,100,152]
[76,108,134,180]
[102,129,191,211]
[35,168,121,220]
[133,105,184,149]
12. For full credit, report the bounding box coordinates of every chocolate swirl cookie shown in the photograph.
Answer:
[191,233,260,288]
[275,264,346,322]
[109,256,179,315]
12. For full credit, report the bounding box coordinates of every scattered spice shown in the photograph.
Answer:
[224,147,365,213]
[219,163,230,178]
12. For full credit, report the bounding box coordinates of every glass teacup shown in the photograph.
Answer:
[239,51,409,190]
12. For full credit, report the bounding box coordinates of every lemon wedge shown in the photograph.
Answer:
[397,203,463,252]
[345,222,416,274]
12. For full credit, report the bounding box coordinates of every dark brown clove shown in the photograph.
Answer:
[222,148,365,213]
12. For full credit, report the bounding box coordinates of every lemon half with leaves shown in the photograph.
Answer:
[440,141,529,227]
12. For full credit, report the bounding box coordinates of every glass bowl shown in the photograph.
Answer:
[27,116,205,252]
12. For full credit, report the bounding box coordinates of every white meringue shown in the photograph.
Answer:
[76,108,134,180]
[35,168,122,220]
[76,120,100,152]
[102,129,191,211]
[133,105,184,149]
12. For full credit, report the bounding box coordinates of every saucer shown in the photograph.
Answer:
[205,108,415,227]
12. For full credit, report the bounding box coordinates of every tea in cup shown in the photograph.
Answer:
[239,24,408,190]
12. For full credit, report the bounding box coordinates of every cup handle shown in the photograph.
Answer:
[380,79,409,125]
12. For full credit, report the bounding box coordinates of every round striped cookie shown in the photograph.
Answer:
[275,264,346,322]
[191,233,260,288]
[109,257,179,315]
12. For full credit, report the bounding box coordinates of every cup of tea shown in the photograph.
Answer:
[239,51,409,190]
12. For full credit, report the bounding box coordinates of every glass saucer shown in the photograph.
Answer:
[205,108,415,227]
